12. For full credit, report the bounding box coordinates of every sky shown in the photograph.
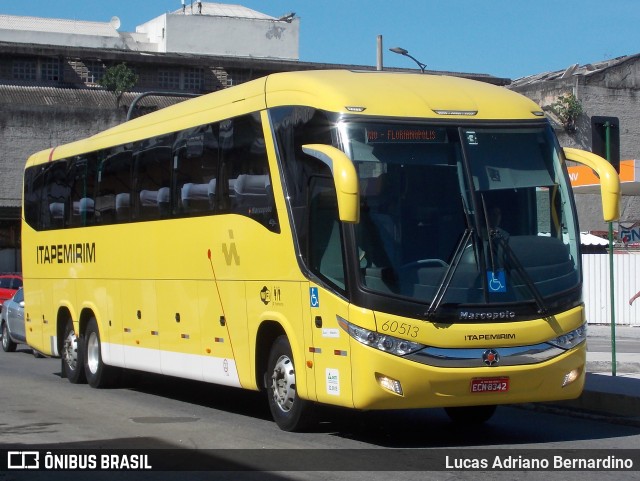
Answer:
[1,0,638,80]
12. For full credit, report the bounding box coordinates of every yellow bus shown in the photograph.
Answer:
[22,70,619,431]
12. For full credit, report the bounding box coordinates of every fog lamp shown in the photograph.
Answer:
[562,367,582,387]
[375,373,403,396]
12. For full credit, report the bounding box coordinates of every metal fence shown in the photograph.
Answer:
[582,254,640,326]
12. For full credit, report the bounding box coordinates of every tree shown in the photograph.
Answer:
[99,63,138,108]
[552,93,583,133]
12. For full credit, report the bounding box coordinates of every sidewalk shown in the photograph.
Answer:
[543,324,640,424]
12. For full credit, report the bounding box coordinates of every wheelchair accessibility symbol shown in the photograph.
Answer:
[487,270,506,293]
[310,287,320,308]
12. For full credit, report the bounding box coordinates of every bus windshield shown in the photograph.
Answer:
[343,122,580,317]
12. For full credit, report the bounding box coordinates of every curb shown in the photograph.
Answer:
[586,360,640,374]
[551,390,640,419]
[532,368,640,426]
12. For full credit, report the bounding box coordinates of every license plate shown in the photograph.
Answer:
[470,377,509,393]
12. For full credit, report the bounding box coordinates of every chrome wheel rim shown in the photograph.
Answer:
[62,328,78,370]
[271,354,296,413]
[1,324,8,349]
[86,331,99,374]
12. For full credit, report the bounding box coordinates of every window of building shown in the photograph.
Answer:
[13,60,37,81]
[83,60,105,84]
[184,67,204,91]
[158,69,181,90]
[41,58,61,82]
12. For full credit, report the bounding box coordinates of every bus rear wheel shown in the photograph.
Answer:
[61,319,86,384]
[84,318,119,388]
[444,405,497,424]
[266,335,315,432]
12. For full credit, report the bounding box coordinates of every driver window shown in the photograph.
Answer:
[308,176,346,291]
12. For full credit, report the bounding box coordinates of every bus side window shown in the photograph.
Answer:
[219,114,279,232]
[97,148,133,224]
[68,154,97,228]
[132,135,173,221]
[174,124,219,216]
[24,165,46,231]
[43,160,70,230]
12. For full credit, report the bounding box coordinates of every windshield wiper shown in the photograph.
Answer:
[425,228,473,319]
[491,230,548,316]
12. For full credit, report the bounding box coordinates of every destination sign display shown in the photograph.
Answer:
[365,125,447,144]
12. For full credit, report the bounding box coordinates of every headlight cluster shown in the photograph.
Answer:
[548,324,587,350]
[337,317,425,356]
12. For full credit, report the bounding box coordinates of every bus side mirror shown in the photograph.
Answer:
[563,147,621,222]
[302,144,360,223]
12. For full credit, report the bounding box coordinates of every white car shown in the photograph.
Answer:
[1,287,34,355]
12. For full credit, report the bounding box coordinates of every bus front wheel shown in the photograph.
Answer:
[61,319,86,384]
[266,335,315,432]
[84,318,119,388]
[444,405,496,424]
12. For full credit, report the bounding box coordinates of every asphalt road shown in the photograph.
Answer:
[1,346,639,481]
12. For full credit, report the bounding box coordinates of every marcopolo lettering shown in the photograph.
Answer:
[459,310,516,320]
[36,243,96,264]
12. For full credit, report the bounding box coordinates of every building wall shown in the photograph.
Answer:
[0,104,124,208]
[0,28,127,51]
[509,55,640,232]
[136,14,299,59]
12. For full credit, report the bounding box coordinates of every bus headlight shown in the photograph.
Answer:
[337,317,425,356]
[547,324,587,350]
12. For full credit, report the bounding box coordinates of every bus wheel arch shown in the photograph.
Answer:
[56,306,73,354]
[255,320,286,391]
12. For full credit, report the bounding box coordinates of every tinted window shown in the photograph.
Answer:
[96,147,133,224]
[220,114,278,232]
[174,125,219,216]
[23,112,277,231]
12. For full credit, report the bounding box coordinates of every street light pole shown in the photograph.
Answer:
[389,47,427,73]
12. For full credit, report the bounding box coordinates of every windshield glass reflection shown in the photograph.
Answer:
[345,122,580,313]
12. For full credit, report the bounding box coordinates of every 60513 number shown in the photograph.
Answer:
[381,320,419,338]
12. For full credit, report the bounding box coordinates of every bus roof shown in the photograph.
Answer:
[264,70,542,120]
[26,70,543,167]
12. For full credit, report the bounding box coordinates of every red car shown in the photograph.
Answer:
[0,274,22,305]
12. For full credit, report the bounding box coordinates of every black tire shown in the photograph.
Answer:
[32,349,44,358]
[61,319,86,384]
[266,335,315,431]
[445,405,497,424]
[84,318,119,388]
[1,321,17,353]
